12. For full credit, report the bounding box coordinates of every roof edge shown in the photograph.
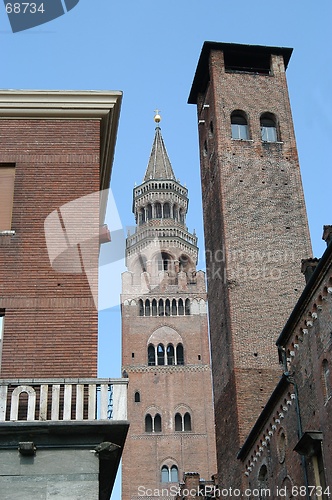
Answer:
[188,41,293,104]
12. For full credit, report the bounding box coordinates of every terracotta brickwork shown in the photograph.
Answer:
[0,118,100,378]
[189,43,312,488]
[239,235,332,496]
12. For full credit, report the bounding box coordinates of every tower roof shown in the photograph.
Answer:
[143,126,176,181]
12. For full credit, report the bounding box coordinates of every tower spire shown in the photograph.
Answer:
[143,112,176,181]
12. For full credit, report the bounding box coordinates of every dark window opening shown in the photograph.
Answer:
[155,202,162,219]
[184,412,191,431]
[157,344,165,365]
[148,344,155,366]
[154,413,162,432]
[165,299,170,317]
[175,413,182,431]
[185,298,191,315]
[178,299,184,315]
[164,203,170,218]
[138,299,144,316]
[172,299,177,316]
[152,299,157,316]
[224,50,271,75]
[261,113,277,142]
[145,414,153,432]
[176,344,184,365]
[134,391,140,402]
[145,299,150,316]
[158,299,164,316]
[167,344,175,365]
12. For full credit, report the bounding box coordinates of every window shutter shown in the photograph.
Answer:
[0,165,15,230]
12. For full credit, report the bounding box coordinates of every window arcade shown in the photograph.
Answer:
[147,342,184,366]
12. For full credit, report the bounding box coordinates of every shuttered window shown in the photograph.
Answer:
[0,164,15,230]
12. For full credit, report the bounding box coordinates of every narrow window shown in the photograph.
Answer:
[171,299,177,316]
[176,344,184,365]
[152,299,157,316]
[145,414,153,432]
[167,344,175,365]
[322,359,331,403]
[147,204,152,220]
[165,299,170,317]
[170,465,179,482]
[185,298,191,315]
[184,412,191,431]
[178,299,184,315]
[157,344,165,365]
[155,202,162,219]
[0,164,15,231]
[173,205,178,221]
[138,299,144,316]
[158,299,164,316]
[258,464,268,498]
[231,111,249,140]
[145,299,150,316]
[260,113,278,142]
[161,466,169,483]
[154,413,162,432]
[148,344,155,366]
[134,391,140,403]
[175,413,182,431]
[163,203,170,218]
[139,208,145,225]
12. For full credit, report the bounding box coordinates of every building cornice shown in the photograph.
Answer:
[0,89,122,221]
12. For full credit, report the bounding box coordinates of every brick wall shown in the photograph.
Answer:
[0,119,100,378]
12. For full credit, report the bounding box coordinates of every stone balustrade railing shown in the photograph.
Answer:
[0,378,128,422]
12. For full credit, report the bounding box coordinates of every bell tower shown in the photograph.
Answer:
[121,114,217,499]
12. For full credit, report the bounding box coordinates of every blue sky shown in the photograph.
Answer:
[1,1,331,497]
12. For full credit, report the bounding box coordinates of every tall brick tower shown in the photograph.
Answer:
[188,43,312,487]
[121,114,217,499]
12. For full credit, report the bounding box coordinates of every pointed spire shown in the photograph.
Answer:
[143,113,176,181]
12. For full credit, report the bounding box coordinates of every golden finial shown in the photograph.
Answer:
[154,109,161,124]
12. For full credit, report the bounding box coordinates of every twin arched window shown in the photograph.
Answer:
[230,110,278,142]
[148,343,184,366]
[145,413,162,432]
[161,465,179,483]
[175,412,192,432]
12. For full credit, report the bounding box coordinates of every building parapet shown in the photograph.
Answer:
[0,378,128,423]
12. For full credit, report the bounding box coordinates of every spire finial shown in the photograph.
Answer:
[154,109,161,125]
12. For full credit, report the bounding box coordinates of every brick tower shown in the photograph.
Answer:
[188,43,312,487]
[121,114,217,499]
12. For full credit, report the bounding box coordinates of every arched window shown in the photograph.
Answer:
[138,299,144,316]
[147,204,152,220]
[167,344,175,365]
[158,299,164,316]
[155,202,162,219]
[161,465,179,483]
[157,344,165,365]
[231,110,249,140]
[164,203,170,218]
[176,344,184,365]
[148,344,155,366]
[158,252,171,272]
[152,299,157,316]
[165,299,170,317]
[258,464,268,498]
[179,209,185,224]
[175,413,182,431]
[134,391,140,403]
[161,466,169,483]
[145,299,150,316]
[322,359,331,403]
[154,413,162,432]
[173,206,178,221]
[178,299,184,315]
[260,113,277,142]
[145,414,153,432]
[185,298,191,315]
[139,208,145,225]
[170,466,179,482]
[172,299,177,316]
[184,412,191,431]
